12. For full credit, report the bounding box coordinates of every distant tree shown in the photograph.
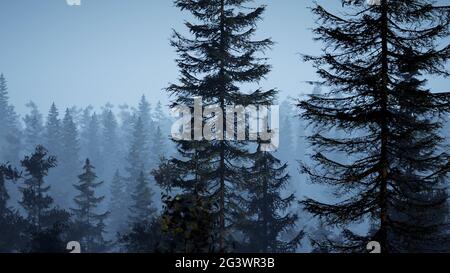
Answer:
[128,171,156,224]
[107,170,128,236]
[44,103,61,158]
[0,74,21,165]
[150,126,166,166]
[124,117,149,209]
[57,109,80,208]
[137,95,154,167]
[23,101,45,155]
[101,109,120,180]
[71,159,109,252]
[85,113,103,175]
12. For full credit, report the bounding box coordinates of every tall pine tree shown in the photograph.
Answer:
[166,0,276,251]
[299,0,450,252]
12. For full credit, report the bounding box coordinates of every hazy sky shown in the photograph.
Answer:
[0,0,448,115]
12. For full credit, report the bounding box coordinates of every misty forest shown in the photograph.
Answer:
[1,0,450,253]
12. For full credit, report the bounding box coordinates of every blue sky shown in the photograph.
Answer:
[0,0,448,114]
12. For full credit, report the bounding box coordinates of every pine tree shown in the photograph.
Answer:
[388,47,450,252]
[128,171,156,224]
[137,95,154,168]
[71,159,109,252]
[23,101,44,155]
[85,113,103,175]
[298,0,450,252]
[0,164,25,252]
[107,170,128,236]
[0,74,22,165]
[44,103,61,158]
[57,108,80,208]
[79,106,94,160]
[20,146,57,231]
[124,117,149,209]
[150,126,166,166]
[167,0,276,251]
[102,108,120,180]
[20,146,71,252]
[238,144,302,253]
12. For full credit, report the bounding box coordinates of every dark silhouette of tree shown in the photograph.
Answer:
[238,144,303,253]
[19,146,71,253]
[299,0,450,252]
[167,0,276,251]
[71,159,109,252]
[0,164,26,252]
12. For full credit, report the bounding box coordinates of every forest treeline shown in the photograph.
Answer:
[1,0,450,253]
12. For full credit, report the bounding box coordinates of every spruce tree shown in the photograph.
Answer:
[57,108,80,208]
[102,109,120,180]
[124,117,149,209]
[23,102,45,155]
[20,146,71,252]
[44,103,61,158]
[128,171,156,224]
[108,170,128,236]
[238,144,302,253]
[85,113,103,175]
[20,146,57,231]
[0,73,22,165]
[167,0,276,251]
[0,164,25,252]
[71,159,109,252]
[299,0,450,252]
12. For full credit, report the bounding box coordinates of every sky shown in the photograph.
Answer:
[0,0,448,115]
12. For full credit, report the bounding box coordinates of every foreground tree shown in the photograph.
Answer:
[166,0,276,251]
[299,0,450,252]
[0,164,25,252]
[20,146,71,252]
[238,144,302,253]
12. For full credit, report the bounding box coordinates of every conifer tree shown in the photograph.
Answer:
[0,164,25,252]
[102,109,120,180]
[299,0,450,252]
[20,146,71,252]
[57,108,80,208]
[124,117,149,209]
[23,102,45,155]
[128,171,156,224]
[238,144,302,253]
[85,113,103,175]
[71,159,109,252]
[108,170,128,236]
[44,103,61,158]
[167,0,276,251]
[0,74,22,165]
[20,146,57,231]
